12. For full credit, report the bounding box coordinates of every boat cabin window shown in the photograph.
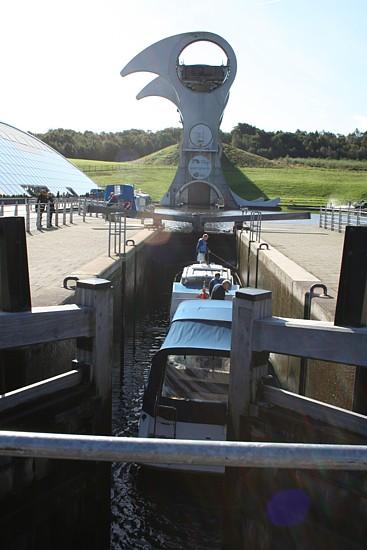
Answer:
[161,354,230,403]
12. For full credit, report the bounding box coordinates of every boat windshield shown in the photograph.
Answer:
[161,354,230,403]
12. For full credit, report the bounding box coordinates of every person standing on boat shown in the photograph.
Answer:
[196,233,209,263]
[209,272,222,294]
[211,279,231,300]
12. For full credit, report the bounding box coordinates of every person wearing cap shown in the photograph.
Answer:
[210,279,231,300]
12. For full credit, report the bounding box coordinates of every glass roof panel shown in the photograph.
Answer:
[0,122,98,196]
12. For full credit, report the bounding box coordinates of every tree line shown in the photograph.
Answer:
[34,124,367,162]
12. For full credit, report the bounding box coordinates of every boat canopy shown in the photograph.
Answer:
[161,300,232,353]
[172,299,233,323]
[161,320,231,352]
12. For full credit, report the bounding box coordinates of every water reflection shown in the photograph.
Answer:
[111,309,222,549]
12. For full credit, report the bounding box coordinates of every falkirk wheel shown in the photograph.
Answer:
[121,31,242,209]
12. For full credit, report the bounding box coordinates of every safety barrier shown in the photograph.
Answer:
[0,197,105,233]
[0,432,366,469]
[319,205,367,231]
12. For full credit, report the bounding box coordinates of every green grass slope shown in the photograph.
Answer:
[70,146,367,206]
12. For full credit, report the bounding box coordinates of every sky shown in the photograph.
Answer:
[1,0,367,136]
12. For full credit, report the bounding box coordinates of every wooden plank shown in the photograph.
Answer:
[253,317,367,367]
[262,385,367,439]
[0,370,84,412]
[0,305,94,349]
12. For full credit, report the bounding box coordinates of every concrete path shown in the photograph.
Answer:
[261,221,345,297]
[26,215,147,306]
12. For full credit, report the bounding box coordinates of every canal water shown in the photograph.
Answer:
[111,306,224,549]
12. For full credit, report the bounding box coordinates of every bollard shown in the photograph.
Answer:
[69,200,73,224]
[0,202,4,216]
[228,288,272,440]
[63,201,67,225]
[335,227,367,414]
[83,198,87,222]
[225,288,272,550]
[75,278,113,434]
[0,217,31,312]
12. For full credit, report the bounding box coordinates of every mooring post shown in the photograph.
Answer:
[228,287,272,439]
[0,217,31,312]
[334,226,367,414]
[75,278,113,434]
[225,288,272,549]
[0,217,31,393]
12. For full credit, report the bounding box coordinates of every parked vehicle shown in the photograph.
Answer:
[139,299,233,474]
[104,184,152,214]
[89,188,104,200]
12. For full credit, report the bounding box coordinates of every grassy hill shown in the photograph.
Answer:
[70,145,367,206]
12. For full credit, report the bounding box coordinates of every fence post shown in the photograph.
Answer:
[55,200,59,227]
[323,207,328,229]
[46,201,51,228]
[83,198,87,222]
[63,201,67,225]
[75,278,113,433]
[347,205,351,225]
[0,202,4,216]
[69,200,73,224]
[25,199,31,233]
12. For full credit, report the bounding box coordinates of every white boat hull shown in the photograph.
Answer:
[139,412,226,474]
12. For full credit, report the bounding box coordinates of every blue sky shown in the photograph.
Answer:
[1,0,366,135]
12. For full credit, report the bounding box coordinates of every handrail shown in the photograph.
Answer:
[320,205,367,231]
[0,431,366,469]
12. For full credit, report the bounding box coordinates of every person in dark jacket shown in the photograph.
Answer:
[196,233,209,263]
[47,192,55,227]
[210,279,231,300]
[209,273,222,294]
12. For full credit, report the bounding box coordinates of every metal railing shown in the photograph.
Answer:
[320,205,367,232]
[0,431,367,470]
[0,197,105,234]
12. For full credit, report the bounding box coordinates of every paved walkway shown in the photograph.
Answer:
[26,215,147,306]
[261,221,345,298]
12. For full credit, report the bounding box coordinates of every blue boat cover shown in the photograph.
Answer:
[161,320,232,352]
[172,299,233,323]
